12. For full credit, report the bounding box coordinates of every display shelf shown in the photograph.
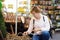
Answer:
[39,1,52,6]
[56,14,60,21]
[4,13,22,22]
[54,10,59,14]
[56,22,60,27]
[56,6,60,10]
[55,28,60,31]
[55,0,60,4]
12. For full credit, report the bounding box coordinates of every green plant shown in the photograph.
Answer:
[0,1,2,11]
[0,1,7,38]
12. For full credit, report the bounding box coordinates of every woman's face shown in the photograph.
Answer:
[32,11,40,19]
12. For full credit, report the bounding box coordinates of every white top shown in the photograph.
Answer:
[27,14,50,35]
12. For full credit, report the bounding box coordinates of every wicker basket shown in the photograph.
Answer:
[6,33,31,40]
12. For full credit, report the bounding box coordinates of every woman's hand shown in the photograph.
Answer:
[33,28,41,32]
[23,31,28,36]
[33,28,42,34]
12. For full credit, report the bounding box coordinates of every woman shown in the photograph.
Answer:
[23,6,50,40]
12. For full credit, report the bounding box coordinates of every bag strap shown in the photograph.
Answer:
[33,19,35,29]
[33,19,35,25]
[32,19,35,33]
[43,16,53,29]
[43,16,45,22]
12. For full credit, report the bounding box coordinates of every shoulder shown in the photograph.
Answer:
[43,14,48,18]
[40,13,48,18]
[29,17,34,22]
[43,15,49,21]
